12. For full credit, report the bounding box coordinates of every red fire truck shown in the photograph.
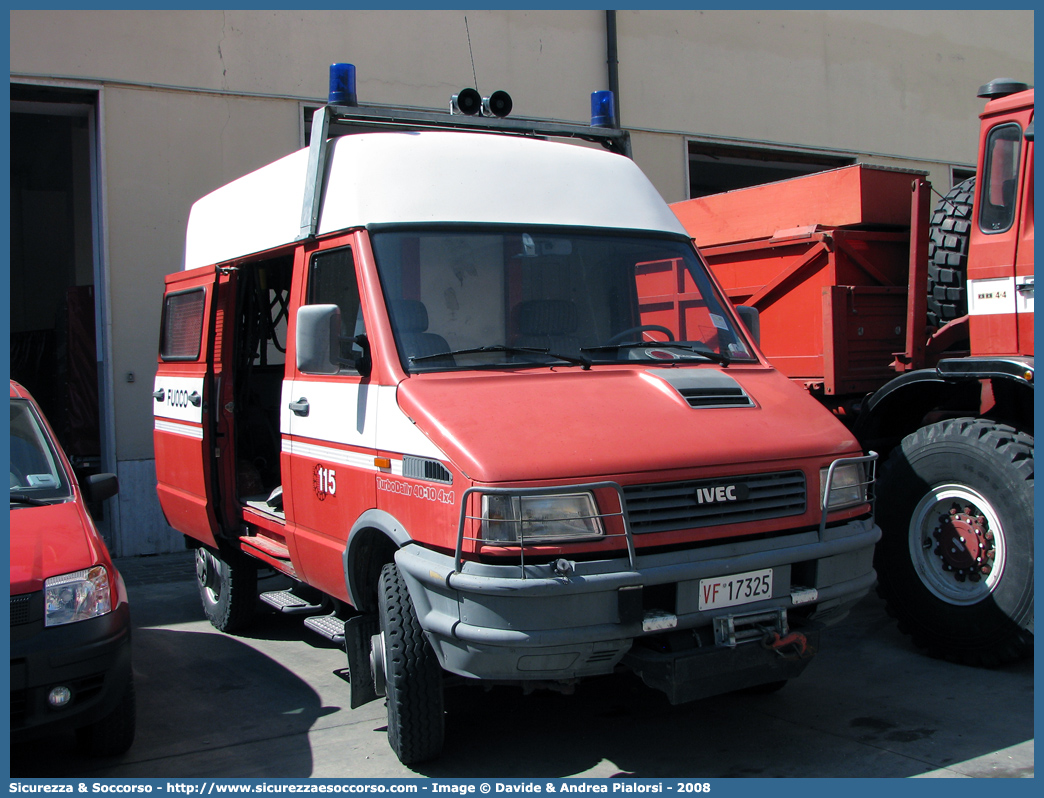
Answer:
[154,66,880,763]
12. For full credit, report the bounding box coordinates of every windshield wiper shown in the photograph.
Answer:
[580,342,731,366]
[10,493,52,507]
[411,345,590,370]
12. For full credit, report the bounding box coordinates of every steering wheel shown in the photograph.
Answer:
[606,325,675,346]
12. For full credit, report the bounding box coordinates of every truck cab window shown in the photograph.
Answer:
[979,123,1022,233]
[307,247,367,372]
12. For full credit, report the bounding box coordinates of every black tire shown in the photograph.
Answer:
[874,418,1033,666]
[926,177,975,329]
[76,679,136,757]
[377,562,444,764]
[196,546,257,633]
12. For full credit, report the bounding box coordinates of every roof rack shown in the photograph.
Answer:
[298,102,631,241]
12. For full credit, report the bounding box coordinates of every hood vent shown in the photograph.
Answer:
[646,369,754,409]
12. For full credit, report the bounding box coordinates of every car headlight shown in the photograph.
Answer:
[44,566,112,626]
[481,492,604,545]
[820,461,869,511]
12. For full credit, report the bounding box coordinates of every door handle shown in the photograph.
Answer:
[152,389,165,402]
[188,391,202,407]
[289,398,310,417]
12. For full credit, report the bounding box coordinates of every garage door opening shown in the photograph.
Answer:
[688,141,853,198]
[10,85,105,501]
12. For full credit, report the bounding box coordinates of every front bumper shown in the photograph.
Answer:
[395,517,879,698]
[10,598,133,740]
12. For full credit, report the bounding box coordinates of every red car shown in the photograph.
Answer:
[9,380,135,756]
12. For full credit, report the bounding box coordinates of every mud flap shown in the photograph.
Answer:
[344,614,380,709]
[622,624,822,705]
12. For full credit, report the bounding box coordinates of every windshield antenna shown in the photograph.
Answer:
[465,16,479,93]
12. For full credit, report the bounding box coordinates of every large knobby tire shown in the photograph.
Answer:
[196,547,258,633]
[926,177,975,329]
[377,562,445,764]
[874,418,1033,666]
[76,678,136,757]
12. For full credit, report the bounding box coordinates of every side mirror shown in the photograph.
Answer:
[735,305,761,347]
[85,473,119,504]
[296,304,372,377]
[296,304,342,375]
[1025,120,1033,143]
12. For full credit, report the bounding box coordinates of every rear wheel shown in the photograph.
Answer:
[875,418,1033,666]
[926,177,975,329]
[196,547,257,633]
[376,562,444,764]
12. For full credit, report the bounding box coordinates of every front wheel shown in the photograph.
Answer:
[376,562,444,764]
[196,547,257,633]
[874,418,1033,666]
[76,679,136,757]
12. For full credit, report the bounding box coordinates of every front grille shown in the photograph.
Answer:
[10,594,33,626]
[72,673,107,704]
[624,471,807,535]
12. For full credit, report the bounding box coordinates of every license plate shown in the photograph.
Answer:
[699,568,773,611]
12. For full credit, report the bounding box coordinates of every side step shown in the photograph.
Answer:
[304,614,346,643]
[260,589,324,615]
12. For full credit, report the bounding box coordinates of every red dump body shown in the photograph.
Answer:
[672,165,936,397]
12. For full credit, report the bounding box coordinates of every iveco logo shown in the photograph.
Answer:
[694,483,750,504]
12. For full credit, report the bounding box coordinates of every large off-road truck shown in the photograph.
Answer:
[672,78,1033,667]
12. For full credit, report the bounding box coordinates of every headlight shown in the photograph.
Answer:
[481,492,604,545]
[820,461,869,511]
[44,566,112,626]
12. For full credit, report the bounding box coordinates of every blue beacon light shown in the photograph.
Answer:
[329,63,358,106]
[590,90,615,127]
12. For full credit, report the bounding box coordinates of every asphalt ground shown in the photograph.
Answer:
[9,551,1034,779]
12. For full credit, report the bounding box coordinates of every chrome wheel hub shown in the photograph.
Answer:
[910,484,1006,605]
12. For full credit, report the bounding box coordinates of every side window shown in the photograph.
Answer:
[979,123,1022,233]
[160,288,205,360]
[307,247,366,373]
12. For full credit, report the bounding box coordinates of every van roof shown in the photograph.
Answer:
[184,130,687,270]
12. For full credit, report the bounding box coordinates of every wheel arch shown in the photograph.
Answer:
[856,371,968,457]
[344,509,412,613]
[856,359,1034,456]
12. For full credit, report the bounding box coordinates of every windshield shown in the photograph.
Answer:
[10,399,72,504]
[371,228,755,372]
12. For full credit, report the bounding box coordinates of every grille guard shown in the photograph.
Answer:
[453,453,878,575]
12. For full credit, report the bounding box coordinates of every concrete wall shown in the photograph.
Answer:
[103,88,300,461]
[9,9,1034,554]
[617,9,1032,165]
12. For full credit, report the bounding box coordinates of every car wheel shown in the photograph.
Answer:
[196,547,257,633]
[376,562,444,764]
[76,679,136,757]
